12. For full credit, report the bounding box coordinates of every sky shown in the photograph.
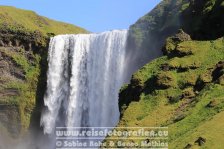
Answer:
[0,0,161,32]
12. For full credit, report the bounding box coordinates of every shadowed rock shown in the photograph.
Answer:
[195,137,206,146]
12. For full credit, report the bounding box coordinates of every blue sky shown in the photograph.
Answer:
[0,0,161,32]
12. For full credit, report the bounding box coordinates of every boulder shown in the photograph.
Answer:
[163,29,192,56]
[172,29,192,42]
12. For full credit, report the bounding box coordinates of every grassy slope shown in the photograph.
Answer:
[106,37,224,148]
[0,6,87,135]
[0,6,87,36]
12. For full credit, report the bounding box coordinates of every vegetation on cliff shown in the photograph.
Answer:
[0,6,87,137]
[107,30,224,148]
[0,6,87,35]
[128,0,224,70]
[105,0,224,148]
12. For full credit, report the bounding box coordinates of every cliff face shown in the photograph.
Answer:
[127,0,224,74]
[182,0,224,39]
[0,6,87,138]
[127,0,187,72]
[105,0,224,148]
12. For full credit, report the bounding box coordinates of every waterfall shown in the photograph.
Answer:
[40,30,128,135]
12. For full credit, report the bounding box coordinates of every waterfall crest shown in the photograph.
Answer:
[41,30,128,134]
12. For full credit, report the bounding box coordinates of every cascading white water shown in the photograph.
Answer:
[41,30,128,135]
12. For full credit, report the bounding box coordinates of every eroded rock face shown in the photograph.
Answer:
[182,0,224,40]
[0,48,26,80]
[172,29,192,42]
[0,34,48,137]
[0,36,33,51]
[0,47,26,136]
[163,29,192,56]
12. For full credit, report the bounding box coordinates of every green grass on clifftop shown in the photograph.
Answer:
[0,6,87,36]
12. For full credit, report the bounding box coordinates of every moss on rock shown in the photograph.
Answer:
[156,71,177,89]
[163,29,192,56]
[182,87,195,99]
